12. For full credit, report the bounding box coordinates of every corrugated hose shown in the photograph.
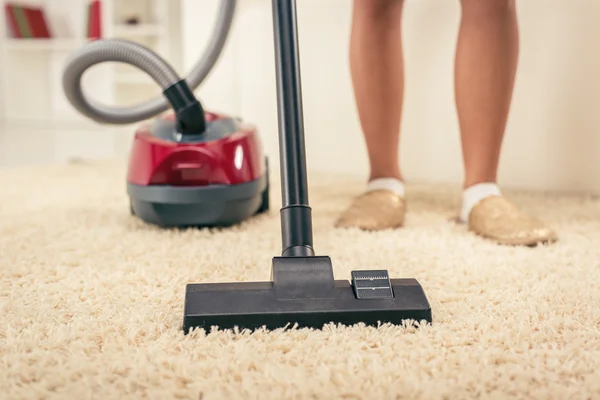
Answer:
[62,0,236,133]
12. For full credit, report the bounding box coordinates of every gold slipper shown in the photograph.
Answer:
[468,195,558,246]
[335,189,406,231]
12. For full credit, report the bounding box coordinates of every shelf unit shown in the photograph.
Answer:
[0,0,182,127]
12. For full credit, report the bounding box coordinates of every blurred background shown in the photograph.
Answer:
[0,0,599,194]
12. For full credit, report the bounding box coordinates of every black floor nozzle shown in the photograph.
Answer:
[182,0,432,334]
[183,256,432,333]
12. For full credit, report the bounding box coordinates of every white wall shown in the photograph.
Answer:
[183,0,600,194]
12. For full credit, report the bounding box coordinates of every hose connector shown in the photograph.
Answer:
[162,80,206,134]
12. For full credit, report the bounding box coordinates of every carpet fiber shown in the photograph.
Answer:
[1,160,600,399]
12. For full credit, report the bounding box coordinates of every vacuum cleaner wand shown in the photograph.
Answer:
[273,0,314,258]
[182,0,432,333]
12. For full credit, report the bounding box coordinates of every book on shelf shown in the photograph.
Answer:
[4,3,52,39]
[86,0,102,40]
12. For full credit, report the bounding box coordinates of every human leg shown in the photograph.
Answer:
[455,0,556,245]
[335,0,406,230]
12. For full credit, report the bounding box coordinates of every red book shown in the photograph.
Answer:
[4,4,20,38]
[22,7,51,38]
[88,0,101,40]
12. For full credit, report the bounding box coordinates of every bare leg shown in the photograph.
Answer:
[455,0,519,188]
[335,0,407,231]
[455,0,557,245]
[350,0,404,181]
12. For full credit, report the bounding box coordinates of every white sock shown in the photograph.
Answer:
[366,177,405,197]
[460,182,501,223]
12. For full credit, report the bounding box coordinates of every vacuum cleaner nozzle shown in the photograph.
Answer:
[183,256,432,333]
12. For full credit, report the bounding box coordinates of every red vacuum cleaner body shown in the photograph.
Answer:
[127,111,269,227]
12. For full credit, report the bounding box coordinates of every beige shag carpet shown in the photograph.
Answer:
[1,159,600,400]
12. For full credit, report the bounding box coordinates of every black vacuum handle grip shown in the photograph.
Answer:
[272,0,315,257]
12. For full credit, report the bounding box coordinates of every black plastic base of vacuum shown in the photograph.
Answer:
[128,174,269,228]
[183,256,432,333]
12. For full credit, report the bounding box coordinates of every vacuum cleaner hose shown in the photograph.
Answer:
[62,0,236,129]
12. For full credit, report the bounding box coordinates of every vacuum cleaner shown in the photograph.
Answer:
[124,110,269,227]
[62,0,267,228]
[62,0,432,333]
